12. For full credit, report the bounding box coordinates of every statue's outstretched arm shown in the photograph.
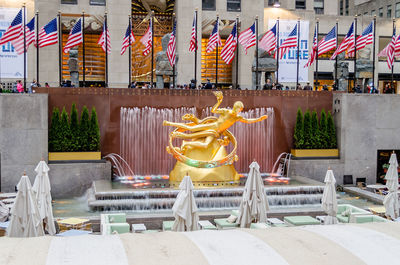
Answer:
[238,115,268,124]
[211,91,225,114]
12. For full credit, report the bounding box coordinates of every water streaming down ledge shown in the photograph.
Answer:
[88,182,324,212]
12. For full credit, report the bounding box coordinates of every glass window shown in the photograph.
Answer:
[314,0,324,14]
[202,0,216,10]
[340,0,343,15]
[268,0,275,6]
[227,0,241,11]
[61,0,77,4]
[364,12,368,16]
[379,7,383,17]
[90,0,105,5]
[296,0,306,9]
[371,10,376,16]
[396,3,400,18]
[388,5,392,18]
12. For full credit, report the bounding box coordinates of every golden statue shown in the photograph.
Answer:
[163,91,268,184]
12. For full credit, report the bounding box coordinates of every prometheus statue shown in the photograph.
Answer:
[163,91,268,184]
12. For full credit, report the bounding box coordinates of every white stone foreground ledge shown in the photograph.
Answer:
[1,222,400,265]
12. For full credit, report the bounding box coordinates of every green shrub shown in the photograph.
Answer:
[311,110,320,149]
[79,106,90,151]
[49,107,61,152]
[327,111,337,148]
[88,107,101,151]
[303,110,312,149]
[293,108,304,149]
[70,103,80,151]
[59,107,72,151]
[319,109,329,149]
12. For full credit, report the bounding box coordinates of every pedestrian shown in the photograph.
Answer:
[189,79,196,89]
[322,84,328,91]
[303,82,312,91]
[204,79,212,89]
[296,83,302,90]
[263,78,273,90]
[332,81,338,91]
[16,80,24,93]
[45,82,50,88]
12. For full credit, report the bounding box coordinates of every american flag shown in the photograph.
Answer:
[378,29,396,70]
[38,18,58,48]
[331,22,354,60]
[167,21,176,67]
[0,9,23,46]
[347,21,373,57]
[259,22,277,54]
[98,20,111,53]
[206,18,221,53]
[238,22,256,54]
[12,16,36,55]
[140,19,152,56]
[221,21,237,65]
[189,12,197,52]
[279,24,298,59]
[121,24,135,55]
[317,26,336,56]
[304,25,317,68]
[63,18,83,53]
[394,35,400,57]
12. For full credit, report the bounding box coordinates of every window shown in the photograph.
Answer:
[90,0,105,5]
[364,12,368,16]
[296,0,306,9]
[268,0,275,6]
[227,0,241,11]
[340,0,343,15]
[379,7,383,17]
[388,5,392,18]
[371,10,376,16]
[396,3,400,18]
[202,0,216,10]
[61,0,77,4]
[314,0,324,14]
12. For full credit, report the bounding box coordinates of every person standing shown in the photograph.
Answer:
[204,79,212,89]
[16,80,24,93]
[303,82,312,91]
[29,79,38,93]
[263,78,272,90]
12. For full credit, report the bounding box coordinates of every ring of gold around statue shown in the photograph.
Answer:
[168,128,238,168]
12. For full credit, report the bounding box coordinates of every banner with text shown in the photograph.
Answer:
[268,19,309,83]
[0,8,26,79]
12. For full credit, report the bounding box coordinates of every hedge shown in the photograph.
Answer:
[293,109,337,149]
[48,103,101,152]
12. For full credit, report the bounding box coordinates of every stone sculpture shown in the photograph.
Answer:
[68,47,79,87]
[156,33,178,88]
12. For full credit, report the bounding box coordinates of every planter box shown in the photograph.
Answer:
[49,152,101,161]
[291,149,339,158]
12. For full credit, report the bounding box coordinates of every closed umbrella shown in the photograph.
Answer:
[236,161,269,228]
[0,201,9,222]
[7,175,44,237]
[172,174,199,231]
[32,160,56,235]
[321,169,338,225]
[383,153,399,220]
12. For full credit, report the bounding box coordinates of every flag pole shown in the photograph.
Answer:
[82,10,85,87]
[58,11,62,86]
[36,10,39,84]
[235,15,239,89]
[315,18,319,91]
[372,15,376,90]
[392,18,395,91]
[105,11,108,88]
[151,11,154,88]
[194,8,198,88]
[172,13,176,89]
[256,16,259,90]
[216,14,219,89]
[353,15,357,92]
[23,3,26,90]
[276,17,280,84]
[296,18,300,87]
[335,19,338,89]
[129,15,132,87]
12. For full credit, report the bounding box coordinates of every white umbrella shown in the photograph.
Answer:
[236,161,269,228]
[7,175,44,237]
[172,175,199,231]
[383,153,399,220]
[321,169,338,225]
[32,160,56,235]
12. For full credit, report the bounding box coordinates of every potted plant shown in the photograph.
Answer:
[382,163,390,173]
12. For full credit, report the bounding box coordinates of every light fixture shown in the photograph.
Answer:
[273,1,281,8]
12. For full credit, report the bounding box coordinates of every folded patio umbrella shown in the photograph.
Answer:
[0,201,9,222]
[32,160,56,235]
[172,175,199,231]
[236,161,269,228]
[7,175,44,237]
[321,169,338,225]
[383,153,399,220]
